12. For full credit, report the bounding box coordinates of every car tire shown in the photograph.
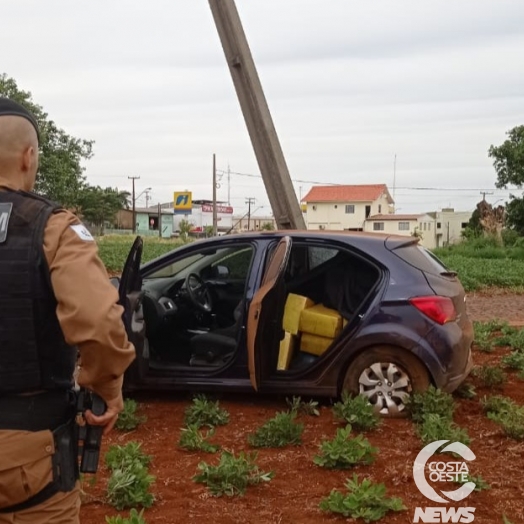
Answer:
[341,346,431,418]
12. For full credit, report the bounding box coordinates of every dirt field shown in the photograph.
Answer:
[79,291,524,524]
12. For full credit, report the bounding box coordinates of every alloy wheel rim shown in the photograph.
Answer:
[358,362,412,415]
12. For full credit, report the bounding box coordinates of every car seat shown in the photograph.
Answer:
[189,300,244,365]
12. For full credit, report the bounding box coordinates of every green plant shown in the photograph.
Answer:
[105,442,155,511]
[475,319,508,334]
[487,408,524,440]
[107,464,155,510]
[472,365,507,387]
[416,414,470,446]
[506,329,524,351]
[407,386,455,423]
[248,411,303,448]
[473,319,508,352]
[105,442,152,471]
[503,516,514,524]
[493,324,519,347]
[332,392,380,431]
[184,395,230,429]
[502,351,524,372]
[193,451,273,496]
[313,425,377,469]
[115,399,147,431]
[454,382,477,399]
[178,425,220,453]
[286,396,320,417]
[106,508,146,524]
[319,474,406,522]
[481,395,516,415]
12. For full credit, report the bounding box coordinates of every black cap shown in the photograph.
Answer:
[0,97,40,143]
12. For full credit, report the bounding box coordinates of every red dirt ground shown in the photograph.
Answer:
[79,291,524,524]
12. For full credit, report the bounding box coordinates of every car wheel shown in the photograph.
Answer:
[341,346,431,417]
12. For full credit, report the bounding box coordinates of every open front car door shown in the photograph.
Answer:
[247,236,292,390]
[119,236,147,385]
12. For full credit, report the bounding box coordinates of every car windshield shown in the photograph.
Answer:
[144,252,207,279]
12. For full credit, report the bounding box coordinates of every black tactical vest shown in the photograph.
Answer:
[0,188,77,394]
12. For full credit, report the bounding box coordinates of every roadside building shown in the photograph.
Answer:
[113,207,174,238]
[301,184,395,231]
[432,208,473,247]
[364,213,437,249]
[231,214,277,232]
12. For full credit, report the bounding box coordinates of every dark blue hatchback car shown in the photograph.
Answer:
[119,231,473,416]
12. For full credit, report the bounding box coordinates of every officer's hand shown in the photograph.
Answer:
[84,395,123,435]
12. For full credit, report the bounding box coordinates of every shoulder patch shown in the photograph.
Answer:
[0,202,13,244]
[70,224,95,242]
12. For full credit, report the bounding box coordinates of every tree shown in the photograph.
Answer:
[261,222,275,231]
[505,196,524,236]
[204,225,215,238]
[464,207,483,237]
[178,219,193,241]
[0,73,94,207]
[489,126,524,233]
[489,125,524,188]
[77,186,130,235]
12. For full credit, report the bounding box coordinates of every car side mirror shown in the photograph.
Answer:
[214,265,230,279]
[110,276,120,289]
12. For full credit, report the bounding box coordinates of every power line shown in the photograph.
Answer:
[215,168,512,192]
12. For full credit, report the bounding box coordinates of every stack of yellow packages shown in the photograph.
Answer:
[277,293,314,370]
[299,304,343,356]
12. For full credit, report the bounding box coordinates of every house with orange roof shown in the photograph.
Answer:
[301,184,394,231]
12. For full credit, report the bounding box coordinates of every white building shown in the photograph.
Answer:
[302,184,395,231]
[171,200,234,234]
[433,209,472,247]
[364,213,437,249]
[363,208,473,249]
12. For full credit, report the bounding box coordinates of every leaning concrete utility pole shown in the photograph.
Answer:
[208,0,306,230]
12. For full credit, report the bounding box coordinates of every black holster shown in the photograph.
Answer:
[51,419,79,492]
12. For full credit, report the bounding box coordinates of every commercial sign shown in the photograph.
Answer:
[201,204,233,214]
[173,192,192,215]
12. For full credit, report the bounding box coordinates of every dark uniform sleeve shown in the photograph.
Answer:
[42,210,136,406]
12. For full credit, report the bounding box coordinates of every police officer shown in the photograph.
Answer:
[0,98,136,522]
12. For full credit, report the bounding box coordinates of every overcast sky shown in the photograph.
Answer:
[2,0,524,215]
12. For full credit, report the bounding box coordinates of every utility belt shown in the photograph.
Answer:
[0,389,105,514]
[0,390,76,431]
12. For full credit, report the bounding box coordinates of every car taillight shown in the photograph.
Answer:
[409,296,456,325]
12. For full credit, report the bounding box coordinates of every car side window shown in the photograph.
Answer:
[308,246,338,270]
[212,247,253,280]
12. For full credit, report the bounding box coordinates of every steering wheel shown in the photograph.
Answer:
[185,273,213,313]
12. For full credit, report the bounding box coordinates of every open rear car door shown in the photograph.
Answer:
[119,236,147,385]
[247,236,292,390]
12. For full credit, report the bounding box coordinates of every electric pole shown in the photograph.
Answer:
[480,191,493,202]
[212,153,218,236]
[208,0,306,230]
[227,163,231,206]
[245,197,255,230]
[128,176,140,233]
[145,189,151,209]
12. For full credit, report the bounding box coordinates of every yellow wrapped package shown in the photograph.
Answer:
[282,293,315,335]
[277,332,297,370]
[299,304,342,338]
[301,333,333,356]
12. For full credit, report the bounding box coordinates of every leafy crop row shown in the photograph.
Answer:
[96,235,184,272]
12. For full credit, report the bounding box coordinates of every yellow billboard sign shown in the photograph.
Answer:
[173,191,192,214]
